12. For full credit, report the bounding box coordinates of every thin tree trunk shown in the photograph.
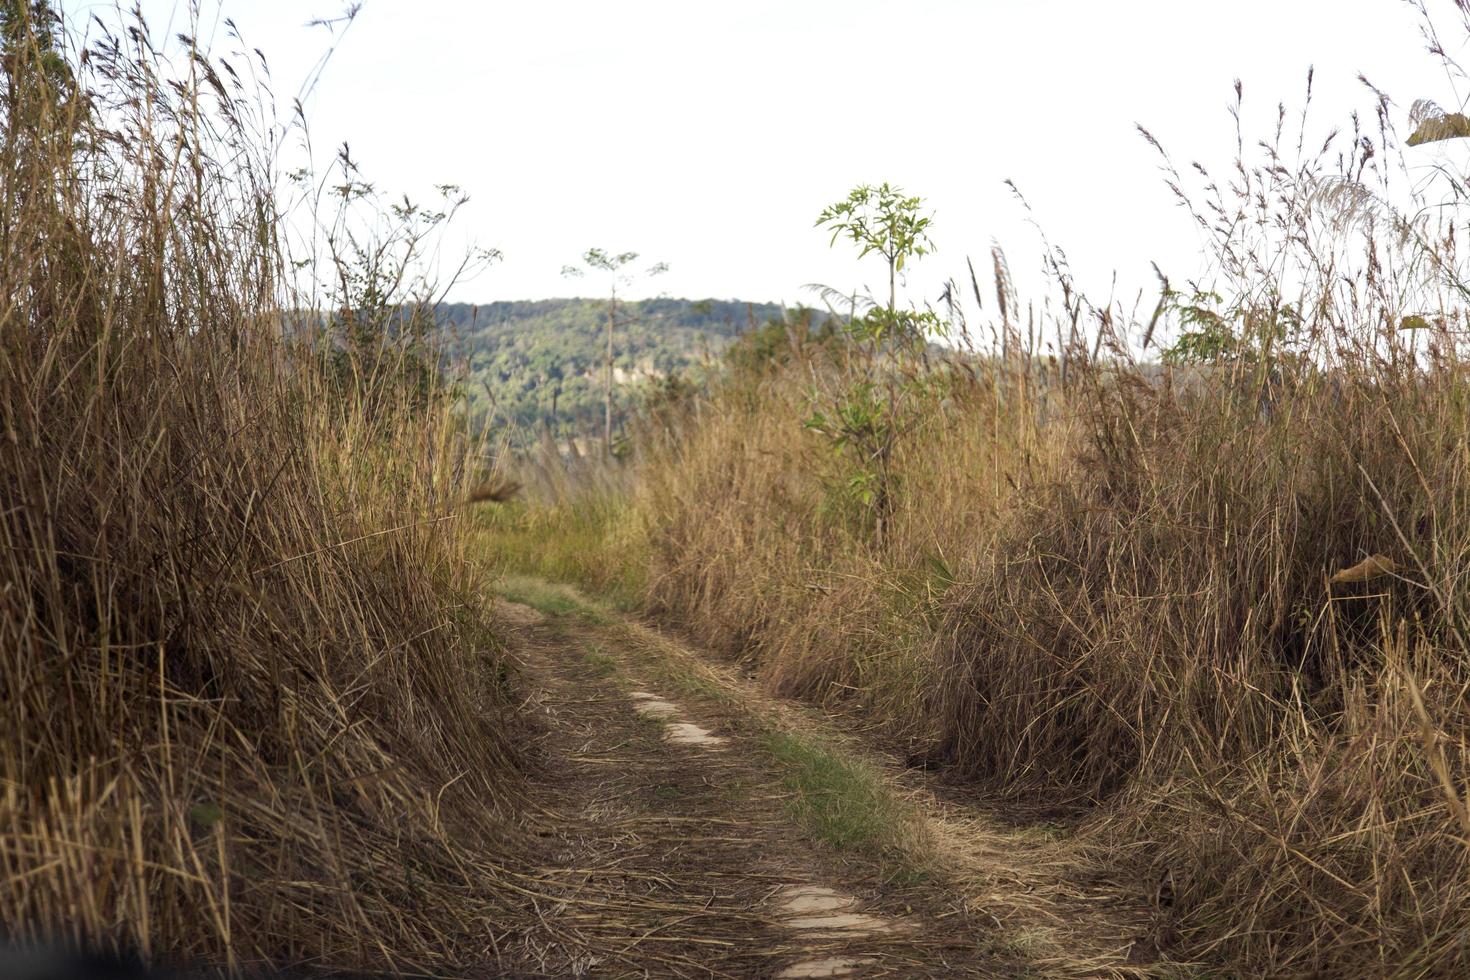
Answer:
[888,256,896,323]
[604,288,615,455]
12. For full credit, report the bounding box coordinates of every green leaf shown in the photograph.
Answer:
[189,802,224,829]
[923,552,955,591]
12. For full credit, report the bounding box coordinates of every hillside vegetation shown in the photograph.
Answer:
[439,298,790,437]
[482,41,1470,980]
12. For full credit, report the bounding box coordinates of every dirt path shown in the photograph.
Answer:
[496,584,1164,978]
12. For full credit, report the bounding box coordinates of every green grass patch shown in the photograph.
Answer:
[496,574,607,621]
[470,497,647,608]
[760,730,925,878]
[583,618,932,879]
[632,656,739,708]
[582,650,618,677]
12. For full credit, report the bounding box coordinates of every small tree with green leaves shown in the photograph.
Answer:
[806,183,941,546]
[561,248,668,455]
[816,182,936,341]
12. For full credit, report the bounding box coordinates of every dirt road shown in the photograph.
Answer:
[496,581,1163,979]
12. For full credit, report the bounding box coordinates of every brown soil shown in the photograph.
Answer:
[495,598,1161,978]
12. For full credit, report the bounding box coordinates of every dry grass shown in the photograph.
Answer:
[634,348,1062,756]
[628,314,1470,979]
[471,434,650,607]
[511,19,1470,977]
[0,12,534,974]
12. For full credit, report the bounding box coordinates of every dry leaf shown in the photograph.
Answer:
[1408,112,1470,146]
[1329,553,1401,585]
[464,479,522,504]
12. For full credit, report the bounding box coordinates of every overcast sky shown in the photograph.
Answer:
[72,1,1465,312]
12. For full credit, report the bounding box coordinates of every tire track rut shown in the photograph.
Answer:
[500,599,1006,978]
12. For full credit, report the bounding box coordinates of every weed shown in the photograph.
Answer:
[498,574,596,617]
[760,731,919,875]
[472,495,648,608]
[583,651,619,677]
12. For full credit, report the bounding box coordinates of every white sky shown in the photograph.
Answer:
[70,1,1467,313]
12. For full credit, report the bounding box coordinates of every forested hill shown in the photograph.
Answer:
[438,298,789,437]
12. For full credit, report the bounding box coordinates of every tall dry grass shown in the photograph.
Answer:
[635,335,1062,744]
[575,22,1470,977]
[0,10,530,974]
[930,360,1470,972]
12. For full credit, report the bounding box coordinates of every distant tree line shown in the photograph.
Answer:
[437,298,792,439]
